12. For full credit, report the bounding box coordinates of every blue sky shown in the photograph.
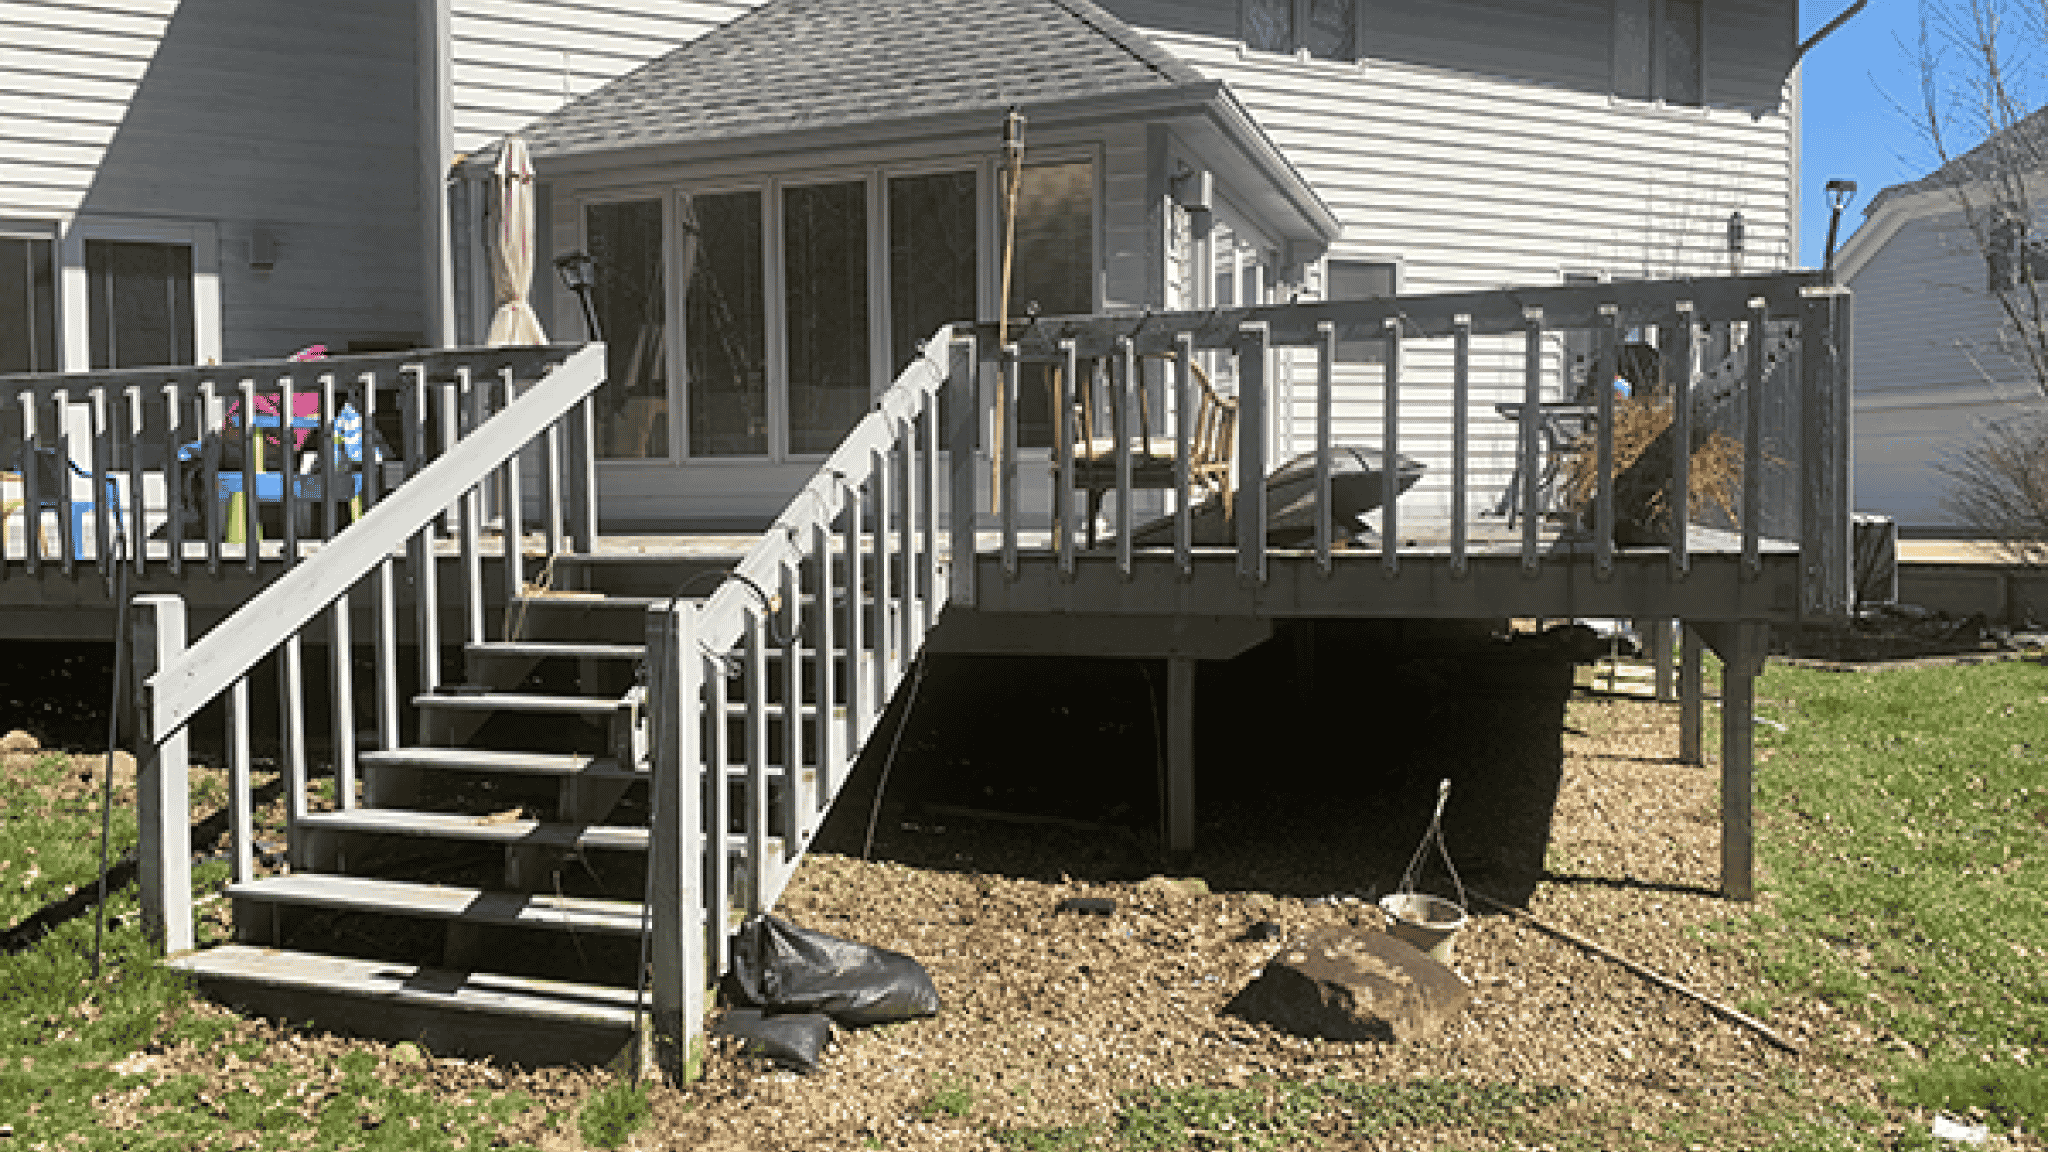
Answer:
[1799,0,1935,266]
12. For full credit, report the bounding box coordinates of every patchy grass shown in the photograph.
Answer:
[993,1078,1575,1150]
[576,1079,651,1148]
[1735,658,2048,1138]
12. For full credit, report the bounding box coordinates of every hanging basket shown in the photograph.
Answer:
[1380,778,1468,965]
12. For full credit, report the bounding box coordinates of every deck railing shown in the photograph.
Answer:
[128,343,606,952]
[959,271,1851,621]
[0,346,598,578]
[643,328,951,1075]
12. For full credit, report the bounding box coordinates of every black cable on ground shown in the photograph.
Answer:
[861,655,928,860]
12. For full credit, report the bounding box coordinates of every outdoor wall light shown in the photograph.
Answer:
[1726,210,1747,275]
[552,250,602,343]
[1823,178,1859,280]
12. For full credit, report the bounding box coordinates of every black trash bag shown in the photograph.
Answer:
[725,914,941,1027]
[712,1009,833,1074]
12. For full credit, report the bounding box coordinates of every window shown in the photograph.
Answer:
[86,240,194,369]
[0,236,57,374]
[1004,160,1095,448]
[888,171,977,376]
[685,191,768,457]
[1243,0,1359,61]
[1327,259,1395,363]
[1615,0,1701,106]
[784,181,871,456]
[586,200,669,459]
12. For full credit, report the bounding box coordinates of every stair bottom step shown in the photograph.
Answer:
[169,945,640,1067]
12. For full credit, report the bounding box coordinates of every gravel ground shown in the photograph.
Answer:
[18,686,2030,1150]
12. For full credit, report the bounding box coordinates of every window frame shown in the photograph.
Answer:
[1239,0,1367,63]
[569,146,1103,466]
[0,220,61,375]
[1612,0,1705,108]
[60,217,219,370]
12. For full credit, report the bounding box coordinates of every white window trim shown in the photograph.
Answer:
[57,216,220,371]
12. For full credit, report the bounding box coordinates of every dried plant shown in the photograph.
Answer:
[1562,396,1743,542]
[1937,410,2048,565]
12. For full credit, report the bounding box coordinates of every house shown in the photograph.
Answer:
[0,0,1851,1075]
[0,0,749,374]
[1836,112,2048,533]
[494,0,1806,528]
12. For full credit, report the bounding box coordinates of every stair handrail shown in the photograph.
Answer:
[693,327,954,652]
[144,343,607,740]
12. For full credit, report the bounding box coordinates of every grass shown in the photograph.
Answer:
[0,748,596,1151]
[918,1076,976,1120]
[1733,657,2048,1137]
[993,1078,1574,1150]
[577,1079,652,1148]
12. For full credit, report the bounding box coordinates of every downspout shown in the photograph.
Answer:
[1792,0,1867,67]
[420,0,456,349]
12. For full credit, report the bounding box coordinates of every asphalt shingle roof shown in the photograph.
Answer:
[1867,106,2048,214]
[520,0,1210,160]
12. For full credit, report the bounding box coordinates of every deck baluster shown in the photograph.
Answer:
[781,559,807,847]
[1314,321,1334,572]
[920,396,940,628]
[1055,340,1076,576]
[123,386,146,574]
[239,380,257,573]
[842,481,868,745]
[1000,346,1019,578]
[1669,303,1696,576]
[946,337,978,607]
[1173,333,1194,576]
[1236,322,1268,583]
[811,518,839,802]
[745,611,770,913]
[499,369,526,628]
[1596,305,1619,577]
[53,388,74,574]
[404,370,441,695]
[1451,314,1471,576]
[870,450,893,702]
[706,631,731,974]
[1381,317,1401,575]
[1519,309,1544,570]
[280,376,298,565]
[162,384,182,575]
[1743,299,1767,574]
[90,387,109,574]
[449,381,485,648]
[1116,338,1136,579]
[228,676,255,885]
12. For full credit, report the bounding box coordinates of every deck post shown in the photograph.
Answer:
[1678,623,1703,763]
[1649,618,1676,701]
[1715,622,1768,900]
[648,601,706,1082]
[132,594,194,955]
[1800,286,1854,622]
[947,337,979,607]
[1166,655,1197,862]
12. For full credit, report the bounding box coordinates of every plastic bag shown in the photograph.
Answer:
[726,914,941,1027]
[712,1009,833,1074]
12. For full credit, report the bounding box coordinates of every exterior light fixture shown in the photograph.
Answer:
[1822,178,1858,280]
[1726,210,1746,275]
[552,250,602,343]
[1170,167,1214,240]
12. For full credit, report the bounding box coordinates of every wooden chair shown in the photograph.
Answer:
[1064,352,1237,547]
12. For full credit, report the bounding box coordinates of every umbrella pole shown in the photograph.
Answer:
[993,110,1025,514]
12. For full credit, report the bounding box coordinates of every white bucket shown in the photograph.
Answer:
[1378,892,1468,965]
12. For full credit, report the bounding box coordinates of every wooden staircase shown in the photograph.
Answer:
[167,562,728,1068]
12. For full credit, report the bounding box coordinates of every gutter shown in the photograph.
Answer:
[1793,0,1868,67]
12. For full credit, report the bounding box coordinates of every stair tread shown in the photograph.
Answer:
[357,748,641,777]
[167,944,638,1028]
[466,641,646,660]
[297,808,649,850]
[227,874,645,934]
[413,691,628,712]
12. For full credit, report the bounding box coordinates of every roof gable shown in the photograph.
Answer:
[520,0,1208,160]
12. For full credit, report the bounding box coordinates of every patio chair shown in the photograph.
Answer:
[1061,350,1236,548]
[8,401,121,560]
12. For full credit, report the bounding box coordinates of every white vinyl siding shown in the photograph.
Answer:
[449,1,755,155]
[1099,0,1795,528]
[1849,204,2042,531]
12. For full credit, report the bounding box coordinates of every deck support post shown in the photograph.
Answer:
[648,601,706,1083]
[1166,655,1197,863]
[1678,622,1703,763]
[947,337,979,608]
[1648,618,1676,702]
[133,594,194,955]
[1710,622,1768,901]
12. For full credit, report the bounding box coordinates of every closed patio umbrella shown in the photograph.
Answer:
[485,135,548,347]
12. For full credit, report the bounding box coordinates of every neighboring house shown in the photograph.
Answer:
[0,0,747,372]
[1836,114,2048,533]
[494,0,1804,528]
